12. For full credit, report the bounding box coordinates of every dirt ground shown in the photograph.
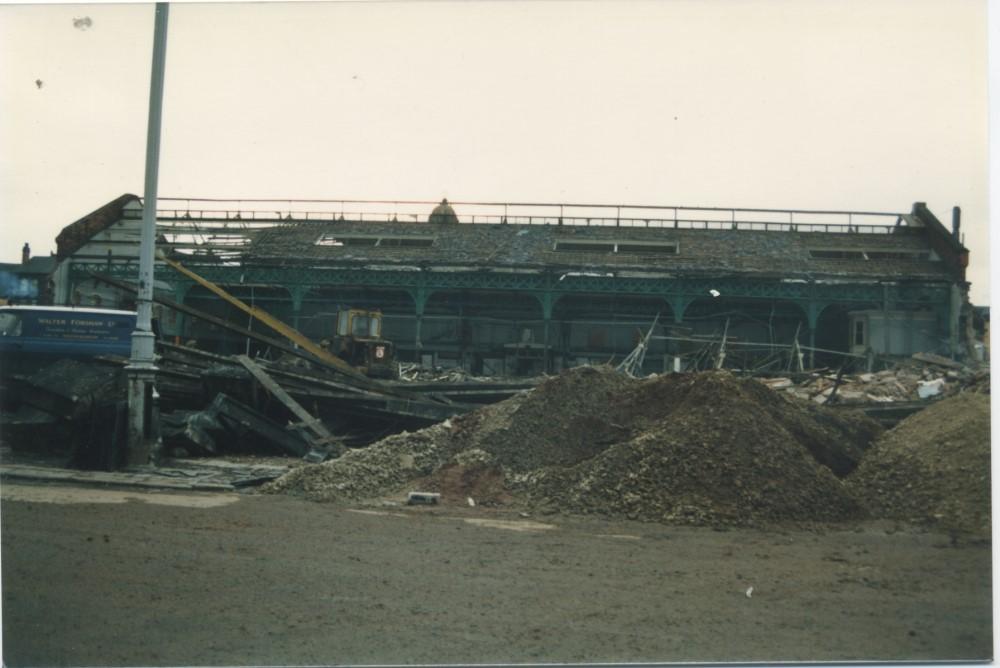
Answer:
[0,481,991,666]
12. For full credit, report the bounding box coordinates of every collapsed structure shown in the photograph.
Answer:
[0,195,988,536]
[44,195,973,375]
[265,366,989,536]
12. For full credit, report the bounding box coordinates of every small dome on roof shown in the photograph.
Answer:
[428,198,458,224]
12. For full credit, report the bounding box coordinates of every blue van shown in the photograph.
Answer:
[0,306,136,376]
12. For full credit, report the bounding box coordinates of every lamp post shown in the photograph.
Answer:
[126,2,169,465]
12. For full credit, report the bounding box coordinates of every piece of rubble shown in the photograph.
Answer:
[407,491,441,505]
[917,379,946,399]
[834,390,866,403]
[911,352,966,371]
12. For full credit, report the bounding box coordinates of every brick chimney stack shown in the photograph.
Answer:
[21,242,30,264]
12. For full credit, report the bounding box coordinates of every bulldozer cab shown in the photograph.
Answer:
[333,308,397,378]
[337,309,382,339]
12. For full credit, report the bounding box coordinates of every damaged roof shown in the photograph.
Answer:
[56,193,141,259]
[243,219,960,283]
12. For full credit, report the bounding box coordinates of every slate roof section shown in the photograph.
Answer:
[0,256,58,276]
[56,193,141,259]
[244,219,959,283]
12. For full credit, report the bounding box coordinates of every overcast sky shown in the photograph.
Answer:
[0,0,992,302]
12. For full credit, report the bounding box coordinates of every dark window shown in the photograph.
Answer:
[0,312,22,336]
[865,251,929,260]
[854,320,866,346]
[315,235,378,247]
[554,242,616,253]
[616,243,677,254]
[378,238,435,248]
[809,249,865,260]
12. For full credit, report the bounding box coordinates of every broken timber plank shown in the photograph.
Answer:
[911,352,965,370]
[235,355,338,452]
[211,394,313,458]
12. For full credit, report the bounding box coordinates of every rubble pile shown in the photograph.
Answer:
[398,364,484,383]
[263,419,461,499]
[512,371,872,525]
[266,367,640,501]
[846,393,991,537]
[0,359,127,464]
[759,353,989,405]
[267,367,882,526]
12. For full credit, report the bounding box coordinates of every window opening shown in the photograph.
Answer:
[0,313,22,336]
[809,249,865,260]
[317,234,434,248]
[554,241,677,254]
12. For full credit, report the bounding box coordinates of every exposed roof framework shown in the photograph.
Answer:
[57,195,969,289]
[125,196,915,265]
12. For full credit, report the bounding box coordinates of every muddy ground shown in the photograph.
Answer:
[0,481,991,666]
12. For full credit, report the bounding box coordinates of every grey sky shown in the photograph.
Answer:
[0,0,990,302]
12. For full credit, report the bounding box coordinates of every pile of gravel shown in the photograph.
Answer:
[263,419,460,500]
[846,393,990,537]
[511,371,872,525]
[265,366,883,526]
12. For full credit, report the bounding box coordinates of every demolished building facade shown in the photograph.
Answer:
[48,195,972,375]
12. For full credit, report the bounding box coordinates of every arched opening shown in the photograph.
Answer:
[677,297,807,371]
[814,304,852,368]
[552,295,671,373]
[422,290,543,374]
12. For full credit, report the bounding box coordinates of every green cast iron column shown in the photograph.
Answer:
[668,295,691,324]
[805,301,823,369]
[290,286,308,331]
[411,287,432,363]
[537,291,556,372]
[172,281,192,342]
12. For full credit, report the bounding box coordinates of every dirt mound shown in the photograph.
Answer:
[513,371,870,525]
[469,366,634,471]
[606,372,881,476]
[263,419,460,500]
[847,393,990,537]
[266,367,882,526]
[262,368,629,501]
[412,456,513,507]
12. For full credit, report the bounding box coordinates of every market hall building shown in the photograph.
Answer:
[48,195,972,375]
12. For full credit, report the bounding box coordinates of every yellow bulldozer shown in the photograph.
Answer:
[329,308,399,379]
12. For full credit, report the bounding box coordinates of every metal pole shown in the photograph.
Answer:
[126,2,169,466]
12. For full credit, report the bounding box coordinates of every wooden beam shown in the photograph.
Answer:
[235,355,339,456]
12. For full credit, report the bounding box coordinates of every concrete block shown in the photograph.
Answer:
[407,491,441,505]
